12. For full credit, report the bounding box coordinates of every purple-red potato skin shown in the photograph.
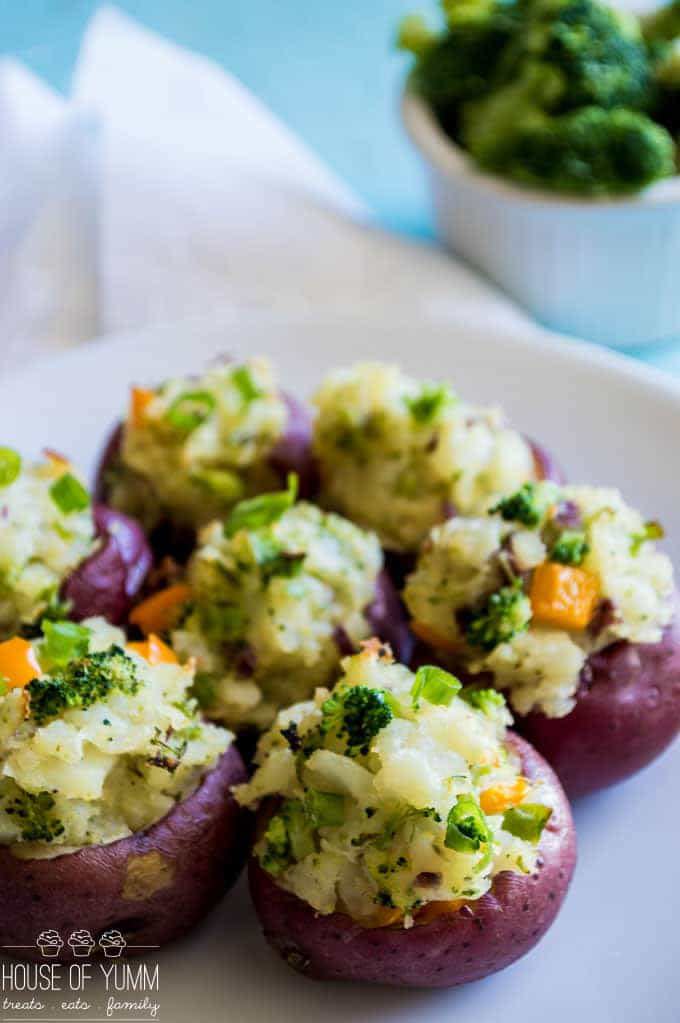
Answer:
[519,612,680,798]
[527,438,565,485]
[248,733,576,988]
[366,569,415,665]
[0,745,249,962]
[62,505,152,625]
[269,393,318,499]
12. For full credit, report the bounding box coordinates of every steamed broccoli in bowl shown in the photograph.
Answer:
[399,0,680,196]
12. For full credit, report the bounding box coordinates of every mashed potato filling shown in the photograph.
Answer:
[404,483,674,717]
[236,644,552,924]
[110,358,289,529]
[312,362,536,552]
[0,452,95,638]
[0,618,230,858]
[173,498,383,730]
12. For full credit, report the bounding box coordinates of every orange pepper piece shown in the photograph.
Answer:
[129,584,191,636]
[415,900,465,926]
[530,562,599,631]
[128,634,178,666]
[410,620,462,654]
[0,637,41,689]
[480,777,530,815]
[129,387,155,428]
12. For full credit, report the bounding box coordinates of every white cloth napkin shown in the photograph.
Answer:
[0,5,540,374]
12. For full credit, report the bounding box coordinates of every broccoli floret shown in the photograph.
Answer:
[491,481,552,527]
[509,0,654,112]
[258,793,345,876]
[4,790,65,844]
[320,686,393,757]
[642,0,680,44]
[465,580,532,652]
[550,529,590,565]
[409,14,518,110]
[479,104,676,194]
[27,646,140,725]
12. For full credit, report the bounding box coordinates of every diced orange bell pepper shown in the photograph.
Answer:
[129,584,191,636]
[480,777,530,815]
[128,634,178,666]
[415,900,465,926]
[0,637,41,689]
[129,387,155,428]
[410,620,461,654]
[530,562,599,631]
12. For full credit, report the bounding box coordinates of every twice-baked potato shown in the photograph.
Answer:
[96,358,316,558]
[0,618,248,960]
[0,449,150,638]
[236,643,576,987]
[404,482,680,796]
[131,486,413,732]
[312,361,563,555]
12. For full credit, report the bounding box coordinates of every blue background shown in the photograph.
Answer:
[2,0,679,371]
[2,0,429,237]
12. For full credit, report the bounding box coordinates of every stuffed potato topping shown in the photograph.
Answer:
[0,617,247,960]
[312,362,561,554]
[140,479,412,730]
[97,358,315,549]
[236,642,575,987]
[404,482,680,795]
[0,449,150,636]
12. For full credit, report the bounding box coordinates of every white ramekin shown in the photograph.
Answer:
[402,87,680,348]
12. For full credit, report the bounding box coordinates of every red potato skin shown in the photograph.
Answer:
[62,505,153,625]
[248,733,576,988]
[366,569,415,666]
[0,744,249,963]
[527,438,565,485]
[518,613,680,798]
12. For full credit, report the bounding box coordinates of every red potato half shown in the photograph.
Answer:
[248,733,576,988]
[0,744,249,963]
[62,504,153,625]
[518,608,680,798]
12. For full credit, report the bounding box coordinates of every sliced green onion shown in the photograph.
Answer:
[232,365,262,403]
[224,473,298,538]
[166,390,216,434]
[190,468,244,501]
[630,520,665,555]
[411,665,461,709]
[40,620,91,668]
[0,447,21,488]
[502,803,552,843]
[445,794,491,853]
[49,473,90,514]
[307,790,345,827]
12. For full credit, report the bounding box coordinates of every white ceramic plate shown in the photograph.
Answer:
[1,317,679,1023]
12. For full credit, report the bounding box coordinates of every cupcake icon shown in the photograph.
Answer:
[68,929,96,958]
[37,930,64,959]
[99,930,127,959]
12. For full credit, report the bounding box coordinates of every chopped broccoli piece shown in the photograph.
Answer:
[445,794,492,853]
[27,646,140,725]
[491,482,552,527]
[190,671,217,711]
[550,529,590,565]
[502,803,552,842]
[307,790,346,827]
[411,665,461,708]
[4,790,65,843]
[320,685,393,757]
[460,685,507,714]
[465,580,532,652]
[259,798,318,876]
